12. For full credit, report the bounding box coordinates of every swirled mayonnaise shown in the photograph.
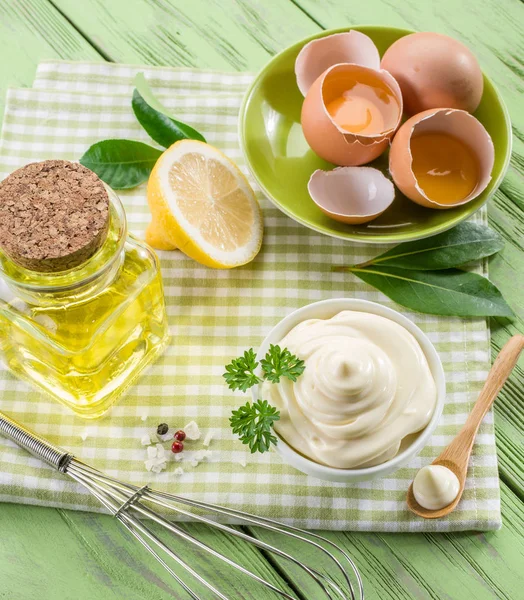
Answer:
[261,311,437,469]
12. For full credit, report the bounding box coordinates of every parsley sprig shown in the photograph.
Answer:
[222,348,261,392]
[230,400,280,454]
[261,344,306,383]
[223,345,305,392]
[223,345,305,454]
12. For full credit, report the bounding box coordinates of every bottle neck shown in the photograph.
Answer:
[0,187,127,306]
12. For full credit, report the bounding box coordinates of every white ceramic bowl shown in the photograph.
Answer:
[253,298,446,483]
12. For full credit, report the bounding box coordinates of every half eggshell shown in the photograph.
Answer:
[295,30,381,96]
[308,166,395,224]
[301,63,403,166]
[389,108,494,209]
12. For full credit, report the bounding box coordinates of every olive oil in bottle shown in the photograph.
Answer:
[0,161,170,418]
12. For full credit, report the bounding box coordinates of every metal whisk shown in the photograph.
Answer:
[0,411,363,600]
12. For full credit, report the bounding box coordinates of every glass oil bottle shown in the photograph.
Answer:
[0,186,170,419]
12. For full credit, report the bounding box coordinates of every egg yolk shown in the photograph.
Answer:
[325,73,400,135]
[410,132,480,204]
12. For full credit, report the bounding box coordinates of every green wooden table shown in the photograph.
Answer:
[0,1,523,598]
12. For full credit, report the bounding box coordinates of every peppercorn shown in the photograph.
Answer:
[171,441,184,454]
[174,429,186,442]
[156,423,169,436]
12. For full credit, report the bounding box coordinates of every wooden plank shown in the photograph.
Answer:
[0,0,101,117]
[490,322,524,498]
[0,2,522,600]
[51,0,319,69]
[249,481,524,600]
[0,502,295,599]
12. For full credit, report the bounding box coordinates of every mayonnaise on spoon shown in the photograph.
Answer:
[412,465,460,510]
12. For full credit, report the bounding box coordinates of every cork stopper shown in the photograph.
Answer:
[0,160,110,273]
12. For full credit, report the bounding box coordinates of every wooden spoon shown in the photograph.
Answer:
[407,334,524,519]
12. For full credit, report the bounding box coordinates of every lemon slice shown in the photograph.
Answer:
[146,140,263,268]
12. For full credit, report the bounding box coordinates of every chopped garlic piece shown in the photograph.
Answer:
[203,431,214,447]
[184,421,201,440]
[147,446,157,459]
[174,467,184,476]
[141,434,151,446]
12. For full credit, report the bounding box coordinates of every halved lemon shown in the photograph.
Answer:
[146,140,263,268]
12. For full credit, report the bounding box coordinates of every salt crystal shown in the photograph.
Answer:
[139,410,149,422]
[173,453,183,462]
[190,460,199,467]
[147,446,157,459]
[184,421,201,440]
[156,444,165,459]
[237,459,247,468]
[194,450,212,462]
[151,464,163,474]
[80,428,90,442]
[157,432,172,442]
[203,431,214,447]
[174,467,184,476]
[144,459,156,472]
[140,434,151,446]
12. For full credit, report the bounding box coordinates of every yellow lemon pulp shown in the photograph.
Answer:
[146,140,263,268]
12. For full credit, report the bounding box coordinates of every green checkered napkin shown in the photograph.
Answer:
[0,60,501,531]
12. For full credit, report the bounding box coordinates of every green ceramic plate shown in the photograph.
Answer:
[239,26,512,244]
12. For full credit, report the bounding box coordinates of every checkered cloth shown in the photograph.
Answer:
[0,60,501,531]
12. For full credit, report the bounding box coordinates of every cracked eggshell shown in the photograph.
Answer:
[389,108,494,209]
[295,30,380,96]
[301,64,403,166]
[308,167,395,224]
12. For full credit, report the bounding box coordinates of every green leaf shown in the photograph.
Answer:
[79,139,162,189]
[133,73,206,146]
[338,222,504,271]
[350,266,513,317]
[260,344,306,383]
[230,399,280,454]
[223,348,261,393]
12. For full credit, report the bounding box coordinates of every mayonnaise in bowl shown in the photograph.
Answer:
[256,299,445,482]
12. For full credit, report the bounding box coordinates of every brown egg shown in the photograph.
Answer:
[389,108,494,209]
[308,167,395,224]
[301,63,403,166]
[381,32,483,115]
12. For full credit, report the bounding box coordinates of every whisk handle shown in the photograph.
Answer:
[0,411,73,472]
